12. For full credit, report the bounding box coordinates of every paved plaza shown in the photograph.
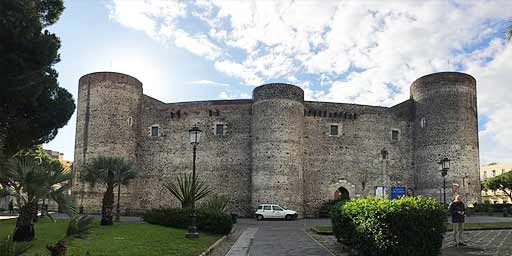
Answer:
[219,217,512,256]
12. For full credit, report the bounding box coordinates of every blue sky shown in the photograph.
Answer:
[45,0,512,164]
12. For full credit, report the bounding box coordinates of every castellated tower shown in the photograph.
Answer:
[411,72,480,203]
[251,84,305,216]
[74,72,142,211]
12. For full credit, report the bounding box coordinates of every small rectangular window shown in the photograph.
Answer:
[263,205,271,211]
[151,126,160,137]
[391,130,399,141]
[215,124,224,135]
[258,205,263,210]
[272,206,283,211]
[330,125,339,136]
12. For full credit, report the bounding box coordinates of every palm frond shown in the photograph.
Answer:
[164,173,212,208]
[66,215,96,238]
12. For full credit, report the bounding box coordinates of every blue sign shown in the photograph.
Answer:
[390,186,407,200]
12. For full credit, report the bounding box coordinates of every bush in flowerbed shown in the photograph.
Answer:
[330,196,447,256]
[143,208,233,235]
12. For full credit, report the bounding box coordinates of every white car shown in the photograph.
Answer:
[255,204,298,221]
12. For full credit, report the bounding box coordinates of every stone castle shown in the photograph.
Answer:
[72,71,481,217]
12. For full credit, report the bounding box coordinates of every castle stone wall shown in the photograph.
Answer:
[302,101,414,216]
[251,84,305,216]
[72,71,481,217]
[73,72,142,213]
[411,72,480,203]
[133,98,253,215]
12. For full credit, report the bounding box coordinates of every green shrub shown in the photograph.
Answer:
[66,215,96,238]
[143,208,233,235]
[200,194,230,212]
[0,236,31,256]
[331,197,447,256]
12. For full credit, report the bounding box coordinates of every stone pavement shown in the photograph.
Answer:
[216,218,334,256]
[248,219,333,256]
[222,217,512,256]
[442,229,512,256]
[225,227,258,256]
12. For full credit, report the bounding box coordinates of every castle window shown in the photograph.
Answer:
[492,170,496,177]
[213,122,227,136]
[216,124,224,135]
[391,129,400,141]
[150,126,160,137]
[128,117,133,127]
[420,117,426,128]
[330,125,339,136]
[483,171,487,179]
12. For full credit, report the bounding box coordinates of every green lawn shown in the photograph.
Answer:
[0,218,221,256]
[312,222,512,235]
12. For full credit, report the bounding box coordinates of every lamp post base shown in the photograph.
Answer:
[185,211,199,239]
[185,231,199,239]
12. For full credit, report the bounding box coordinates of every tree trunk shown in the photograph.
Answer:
[32,201,39,223]
[101,184,114,225]
[116,184,121,221]
[13,204,35,242]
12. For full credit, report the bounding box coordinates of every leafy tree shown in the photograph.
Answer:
[82,156,137,225]
[507,22,512,41]
[0,0,75,160]
[0,157,74,241]
[164,173,212,209]
[114,164,137,221]
[484,171,512,202]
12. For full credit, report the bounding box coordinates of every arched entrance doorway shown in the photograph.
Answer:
[334,186,350,201]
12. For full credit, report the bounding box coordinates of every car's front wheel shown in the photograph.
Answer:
[285,214,293,221]
[256,214,264,221]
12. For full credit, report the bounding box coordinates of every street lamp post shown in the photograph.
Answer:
[186,126,201,239]
[438,157,450,206]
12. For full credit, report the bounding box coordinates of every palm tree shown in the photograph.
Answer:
[0,157,73,242]
[114,164,137,221]
[81,156,137,225]
[163,173,212,209]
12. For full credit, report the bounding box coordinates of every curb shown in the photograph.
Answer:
[199,235,228,256]
[310,227,333,235]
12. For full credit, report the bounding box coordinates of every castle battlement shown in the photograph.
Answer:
[73,71,481,217]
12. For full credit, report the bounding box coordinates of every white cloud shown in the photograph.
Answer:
[107,0,512,163]
[218,91,251,100]
[173,30,220,60]
[214,60,262,86]
[189,79,229,87]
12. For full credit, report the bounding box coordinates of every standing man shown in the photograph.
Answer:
[448,195,466,247]
[8,199,14,214]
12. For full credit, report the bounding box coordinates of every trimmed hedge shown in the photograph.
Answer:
[331,197,447,256]
[143,208,233,235]
[473,203,512,213]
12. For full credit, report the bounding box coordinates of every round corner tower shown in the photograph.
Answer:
[251,83,305,216]
[411,72,480,204]
[74,72,143,210]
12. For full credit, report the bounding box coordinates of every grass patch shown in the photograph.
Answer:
[312,222,512,235]
[445,222,512,231]
[0,218,221,255]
